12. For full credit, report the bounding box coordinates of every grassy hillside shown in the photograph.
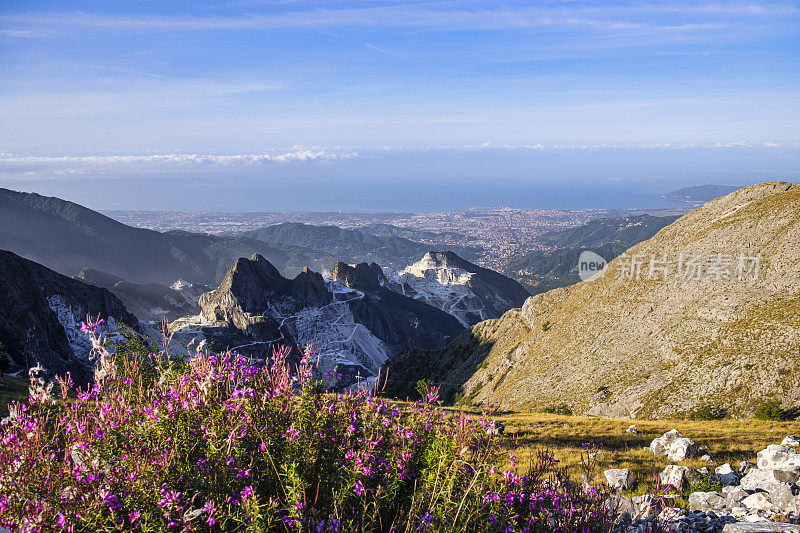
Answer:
[396,182,800,419]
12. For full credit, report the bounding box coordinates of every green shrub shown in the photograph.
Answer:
[541,404,573,416]
[687,404,726,421]
[754,399,786,421]
[690,472,723,494]
[415,378,433,400]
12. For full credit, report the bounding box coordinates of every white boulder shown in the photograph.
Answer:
[650,429,699,461]
[741,492,775,511]
[660,464,696,490]
[740,468,800,492]
[757,445,800,470]
[715,463,739,486]
[688,491,726,512]
[782,436,800,447]
[604,468,632,490]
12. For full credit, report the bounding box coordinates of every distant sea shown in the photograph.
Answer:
[3,145,793,212]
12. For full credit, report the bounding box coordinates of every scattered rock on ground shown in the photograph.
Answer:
[740,461,757,476]
[605,468,632,490]
[616,435,800,531]
[661,464,697,491]
[716,463,740,486]
[782,437,800,448]
[650,429,700,461]
[723,524,800,532]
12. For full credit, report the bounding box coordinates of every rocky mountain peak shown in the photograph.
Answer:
[403,252,474,285]
[401,251,530,306]
[198,254,289,328]
[290,268,332,307]
[331,262,386,291]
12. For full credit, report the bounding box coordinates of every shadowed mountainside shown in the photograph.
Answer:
[244,222,482,270]
[0,250,138,383]
[504,214,680,294]
[0,188,330,286]
[75,269,210,321]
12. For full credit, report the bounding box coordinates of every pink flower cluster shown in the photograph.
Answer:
[0,319,616,532]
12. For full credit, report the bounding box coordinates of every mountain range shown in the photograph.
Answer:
[505,214,680,294]
[388,181,800,417]
[163,250,529,385]
[0,189,490,319]
[167,255,466,387]
[0,188,534,388]
[243,222,482,270]
[0,188,295,286]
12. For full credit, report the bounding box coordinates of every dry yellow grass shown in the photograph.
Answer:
[493,411,800,493]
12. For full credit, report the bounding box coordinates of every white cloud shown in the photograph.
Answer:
[0,28,51,38]
[1,141,793,169]
[0,149,358,169]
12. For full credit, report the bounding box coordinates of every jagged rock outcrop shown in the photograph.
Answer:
[172,255,464,385]
[0,250,138,384]
[382,251,531,327]
[410,182,800,417]
[330,261,465,350]
[199,254,291,338]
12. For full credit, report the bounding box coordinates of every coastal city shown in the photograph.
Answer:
[105,206,688,272]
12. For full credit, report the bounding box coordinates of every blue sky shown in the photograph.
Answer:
[0,1,798,210]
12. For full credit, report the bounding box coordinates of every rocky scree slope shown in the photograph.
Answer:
[410,182,800,417]
[0,250,138,384]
